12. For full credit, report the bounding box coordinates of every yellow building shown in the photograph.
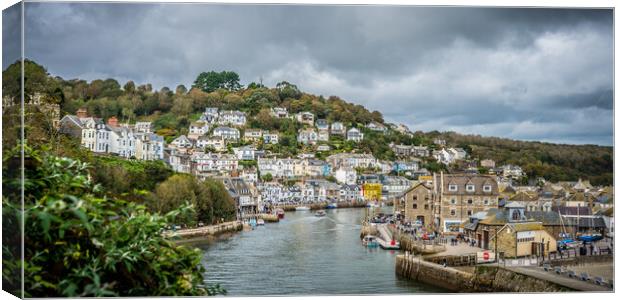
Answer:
[362,183,382,201]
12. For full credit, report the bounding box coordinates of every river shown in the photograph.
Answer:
[192,207,446,296]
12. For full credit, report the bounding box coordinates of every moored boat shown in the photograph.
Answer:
[315,210,326,217]
[362,235,379,248]
[257,219,265,226]
[276,208,285,219]
[326,203,338,209]
[296,206,310,211]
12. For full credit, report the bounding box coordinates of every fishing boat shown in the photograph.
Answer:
[362,235,379,248]
[315,210,326,217]
[326,203,338,209]
[296,206,310,211]
[276,208,285,219]
[257,219,265,226]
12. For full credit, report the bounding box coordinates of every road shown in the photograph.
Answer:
[509,266,611,292]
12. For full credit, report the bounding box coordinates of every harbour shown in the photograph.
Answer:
[192,207,446,295]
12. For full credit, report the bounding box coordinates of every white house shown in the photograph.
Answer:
[200,107,220,124]
[263,131,279,144]
[271,107,289,118]
[170,135,193,149]
[318,129,329,142]
[196,136,226,152]
[366,121,387,133]
[134,122,153,133]
[244,129,263,142]
[334,168,357,185]
[213,126,241,141]
[217,110,246,126]
[135,133,164,161]
[346,127,364,142]
[188,121,209,140]
[297,128,318,145]
[233,145,259,160]
[315,119,329,131]
[330,122,346,135]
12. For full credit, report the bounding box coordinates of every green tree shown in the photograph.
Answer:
[192,71,242,93]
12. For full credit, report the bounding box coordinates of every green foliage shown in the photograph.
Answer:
[152,175,237,225]
[261,173,273,182]
[2,145,225,297]
[192,71,242,93]
[435,132,613,185]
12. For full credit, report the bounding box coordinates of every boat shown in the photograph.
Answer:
[276,208,285,219]
[577,233,603,243]
[296,206,310,211]
[362,235,379,248]
[257,219,265,226]
[326,203,338,209]
[315,210,326,217]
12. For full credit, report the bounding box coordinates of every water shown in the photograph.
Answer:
[193,207,446,296]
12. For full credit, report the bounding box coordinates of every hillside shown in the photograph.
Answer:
[2,60,613,185]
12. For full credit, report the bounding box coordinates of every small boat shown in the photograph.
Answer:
[257,219,265,226]
[315,210,326,217]
[326,203,338,209]
[362,235,379,248]
[276,208,285,219]
[296,206,310,211]
[577,233,603,243]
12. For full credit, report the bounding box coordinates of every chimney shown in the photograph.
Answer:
[107,116,119,127]
[76,108,88,118]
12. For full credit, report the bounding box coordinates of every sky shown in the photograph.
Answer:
[2,2,614,146]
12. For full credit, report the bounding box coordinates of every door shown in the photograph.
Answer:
[416,216,425,225]
[483,230,489,250]
[477,233,482,248]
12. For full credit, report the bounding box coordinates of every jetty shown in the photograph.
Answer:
[164,221,243,239]
[376,224,400,250]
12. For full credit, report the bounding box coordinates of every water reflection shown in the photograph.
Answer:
[194,207,445,296]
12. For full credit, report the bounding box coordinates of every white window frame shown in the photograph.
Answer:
[450,198,457,205]
[483,185,492,192]
[448,184,458,192]
[466,184,475,192]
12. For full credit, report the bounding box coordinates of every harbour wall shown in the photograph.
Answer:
[165,221,243,240]
[395,254,574,292]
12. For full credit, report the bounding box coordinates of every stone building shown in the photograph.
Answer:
[402,182,434,226]
[434,173,499,233]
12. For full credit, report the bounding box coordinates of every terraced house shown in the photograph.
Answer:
[434,173,500,233]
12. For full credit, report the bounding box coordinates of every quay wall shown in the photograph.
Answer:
[360,224,378,239]
[395,254,574,292]
[396,232,446,255]
[165,221,243,239]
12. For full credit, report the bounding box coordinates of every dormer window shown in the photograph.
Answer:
[448,184,458,191]
[466,184,475,192]
[483,185,492,192]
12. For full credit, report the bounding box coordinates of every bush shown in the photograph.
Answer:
[2,145,225,297]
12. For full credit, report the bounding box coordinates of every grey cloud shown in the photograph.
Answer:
[2,2,21,68]
[11,3,614,145]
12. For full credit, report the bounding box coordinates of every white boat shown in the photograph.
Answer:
[257,219,265,226]
[296,206,310,211]
[362,235,379,248]
[315,210,326,217]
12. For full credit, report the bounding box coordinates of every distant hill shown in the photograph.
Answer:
[2,59,613,186]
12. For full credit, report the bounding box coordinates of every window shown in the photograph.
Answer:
[450,209,456,216]
[448,184,458,191]
[424,204,429,210]
[412,204,417,209]
[467,210,473,216]
[412,195,418,201]
[467,198,473,205]
[466,184,475,192]
[450,198,457,205]
[483,198,489,205]
[483,185,492,192]
[511,209,521,221]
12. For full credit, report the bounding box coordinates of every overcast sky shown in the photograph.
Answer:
[3,3,614,146]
